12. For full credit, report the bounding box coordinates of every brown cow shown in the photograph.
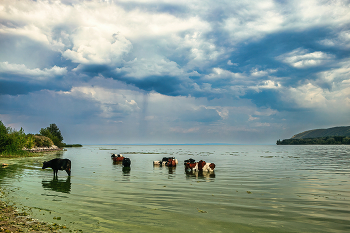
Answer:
[185,159,216,172]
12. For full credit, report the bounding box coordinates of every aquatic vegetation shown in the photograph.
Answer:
[197,208,207,213]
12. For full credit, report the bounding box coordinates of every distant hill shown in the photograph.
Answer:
[277,126,350,145]
[292,126,350,139]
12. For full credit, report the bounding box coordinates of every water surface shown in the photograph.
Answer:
[0,145,349,232]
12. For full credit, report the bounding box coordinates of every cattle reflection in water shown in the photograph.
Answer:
[168,166,176,174]
[113,161,123,166]
[122,166,131,175]
[185,170,215,180]
[42,177,71,193]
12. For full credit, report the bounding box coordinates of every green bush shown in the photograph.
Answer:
[24,134,36,149]
[0,121,29,154]
[33,135,54,147]
[0,120,69,157]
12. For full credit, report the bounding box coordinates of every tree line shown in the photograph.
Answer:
[0,120,80,155]
[277,136,350,145]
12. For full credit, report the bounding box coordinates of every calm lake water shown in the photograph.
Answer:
[0,145,350,232]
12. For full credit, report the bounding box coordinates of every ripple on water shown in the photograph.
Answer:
[1,145,350,233]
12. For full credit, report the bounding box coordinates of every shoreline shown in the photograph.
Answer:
[1,147,64,159]
[23,146,64,153]
[0,149,68,232]
[0,199,68,232]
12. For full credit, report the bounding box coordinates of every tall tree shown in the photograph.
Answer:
[0,120,9,152]
[40,123,64,147]
[48,123,63,142]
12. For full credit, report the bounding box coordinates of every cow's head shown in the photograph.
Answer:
[42,161,49,169]
[185,162,197,169]
[198,160,206,170]
[209,163,215,170]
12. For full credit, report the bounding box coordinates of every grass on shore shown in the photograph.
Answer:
[1,147,66,159]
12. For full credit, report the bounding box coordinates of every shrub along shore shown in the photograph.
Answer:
[0,120,81,158]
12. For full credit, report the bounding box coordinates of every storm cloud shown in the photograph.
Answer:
[1,0,349,144]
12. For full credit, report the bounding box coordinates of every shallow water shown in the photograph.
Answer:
[1,145,350,232]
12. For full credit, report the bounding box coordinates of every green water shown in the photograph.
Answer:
[1,145,350,232]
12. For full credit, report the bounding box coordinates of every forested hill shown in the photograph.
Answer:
[277,126,350,145]
[292,126,350,139]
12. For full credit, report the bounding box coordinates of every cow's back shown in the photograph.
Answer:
[48,158,70,170]
[60,159,71,170]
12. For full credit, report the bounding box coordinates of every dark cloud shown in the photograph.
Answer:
[74,64,111,74]
[0,90,101,121]
[0,80,46,95]
[1,0,350,144]
[0,71,72,95]
[121,75,185,96]
[0,34,64,69]
[227,27,340,72]
[242,89,290,111]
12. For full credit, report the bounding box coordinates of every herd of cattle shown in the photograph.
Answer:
[42,154,216,177]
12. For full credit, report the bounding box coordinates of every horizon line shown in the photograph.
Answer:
[77,143,275,146]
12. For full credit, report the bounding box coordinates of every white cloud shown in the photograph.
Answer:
[62,85,141,118]
[203,68,246,80]
[1,0,350,144]
[227,60,238,66]
[254,122,271,127]
[277,48,335,68]
[170,127,200,133]
[286,83,327,108]
[116,57,184,78]
[317,59,350,84]
[223,0,350,46]
[0,0,213,70]
[0,62,67,81]
[284,81,350,111]
[280,58,350,112]
[294,0,350,27]
[63,29,132,65]
[223,0,285,43]
[248,115,259,121]
[319,31,350,49]
[258,80,281,89]
[254,108,277,117]
[250,68,277,77]
[198,105,229,120]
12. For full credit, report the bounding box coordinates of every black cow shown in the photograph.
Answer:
[122,157,131,167]
[42,158,71,177]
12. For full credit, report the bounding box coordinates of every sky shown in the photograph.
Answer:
[0,0,350,145]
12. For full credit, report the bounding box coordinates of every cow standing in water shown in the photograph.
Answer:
[185,159,215,172]
[122,157,131,167]
[42,158,71,177]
